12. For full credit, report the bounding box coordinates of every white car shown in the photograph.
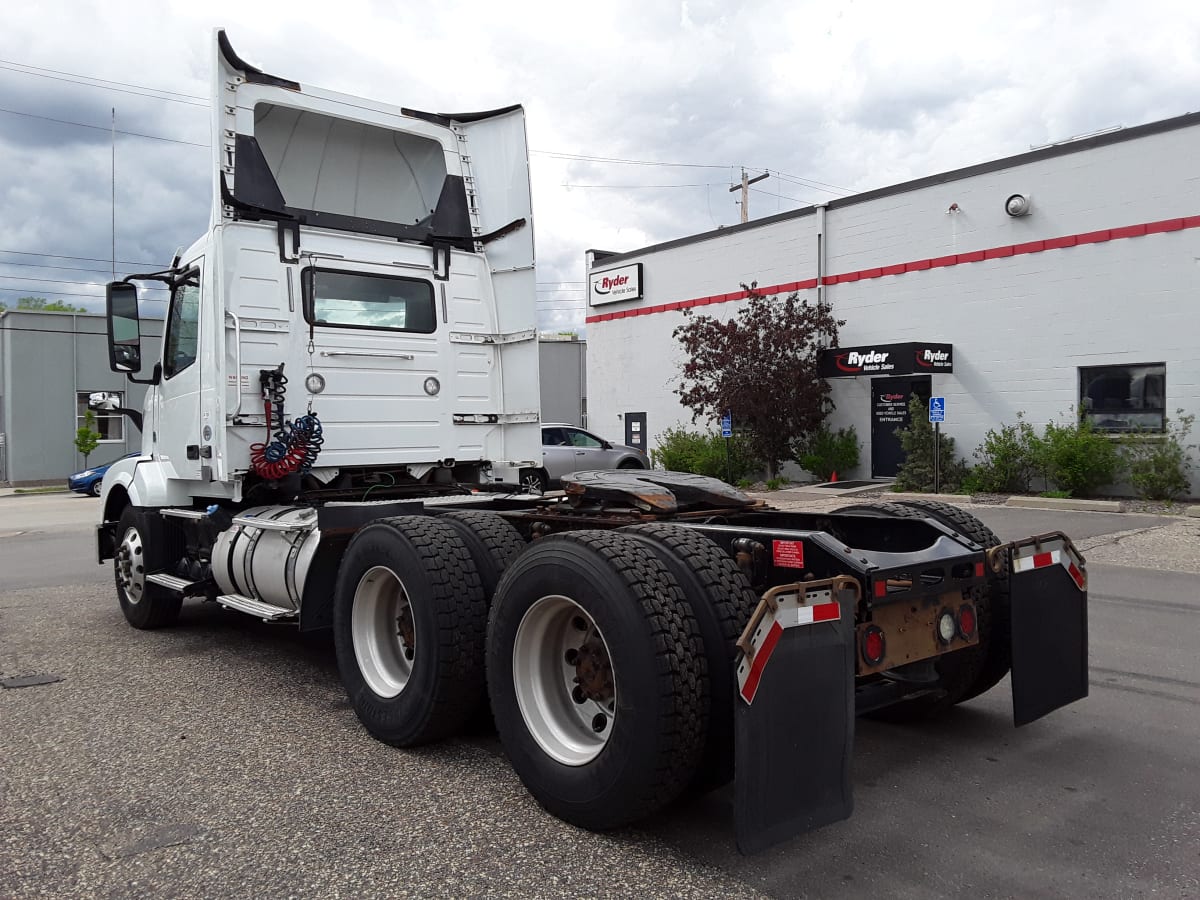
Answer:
[521,424,650,492]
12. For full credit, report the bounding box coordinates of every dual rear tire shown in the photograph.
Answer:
[334,514,752,831]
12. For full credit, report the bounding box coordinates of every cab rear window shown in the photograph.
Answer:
[302,268,436,333]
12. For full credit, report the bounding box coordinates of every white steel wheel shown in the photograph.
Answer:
[513,594,616,766]
[351,565,416,699]
[115,526,147,605]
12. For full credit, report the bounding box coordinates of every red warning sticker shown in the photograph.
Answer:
[772,540,805,569]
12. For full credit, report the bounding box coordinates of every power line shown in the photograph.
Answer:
[563,182,714,189]
[0,57,853,196]
[0,286,165,301]
[533,149,732,171]
[763,169,852,195]
[0,106,208,148]
[0,259,134,275]
[0,61,208,107]
[0,274,168,291]
[0,249,163,267]
[0,57,208,100]
[749,186,815,206]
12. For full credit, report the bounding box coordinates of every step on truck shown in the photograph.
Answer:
[93,31,1089,854]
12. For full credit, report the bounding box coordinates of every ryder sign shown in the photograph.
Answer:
[820,342,954,377]
[589,263,643,307]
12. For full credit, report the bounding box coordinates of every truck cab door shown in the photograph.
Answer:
[155,264,205,480]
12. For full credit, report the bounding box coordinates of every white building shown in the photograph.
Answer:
[585,112,1199,485]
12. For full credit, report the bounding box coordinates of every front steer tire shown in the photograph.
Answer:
[486,530,709,831]
[333,516,488,747]
[114,506,184,630]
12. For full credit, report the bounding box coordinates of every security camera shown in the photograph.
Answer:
[1005,193,1032,217]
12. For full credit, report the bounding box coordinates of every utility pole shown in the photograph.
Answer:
[729,168,769,223]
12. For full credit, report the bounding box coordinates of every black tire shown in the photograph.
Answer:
[518,468,548,494]
[837,500,999,721]
[835,501,927,519]
[88,481,102,497]
[333,516,488,747]
[620,523,757,791]
[617,459,646,469]
[889,498,1011,703]
[486,530,708,831]
[437,511,527,601]
[114,506,184,629]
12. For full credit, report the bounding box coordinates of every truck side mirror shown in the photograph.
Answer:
[106,282,142,374]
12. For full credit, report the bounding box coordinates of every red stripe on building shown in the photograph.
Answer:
[740,620,784,704]
[585,214,1200,324]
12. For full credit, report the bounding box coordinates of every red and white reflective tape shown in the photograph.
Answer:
[736,597,841,705]
[1012,542,1086,591]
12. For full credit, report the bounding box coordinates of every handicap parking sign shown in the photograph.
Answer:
[928,397,946,423]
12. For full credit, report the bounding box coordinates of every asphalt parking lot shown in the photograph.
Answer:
[1,494,1198,898]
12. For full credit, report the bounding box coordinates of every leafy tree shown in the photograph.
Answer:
[75,409,102,469]
[0,296,87,313]
[673,283,842,478]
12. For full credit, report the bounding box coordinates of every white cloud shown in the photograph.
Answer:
[1,0,1197,321]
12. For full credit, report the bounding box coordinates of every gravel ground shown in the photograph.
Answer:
[0,586,762,900]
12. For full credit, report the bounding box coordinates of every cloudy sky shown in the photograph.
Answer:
[1,0,1196,332]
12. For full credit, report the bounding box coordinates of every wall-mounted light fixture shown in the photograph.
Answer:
[1005,193,1033,217]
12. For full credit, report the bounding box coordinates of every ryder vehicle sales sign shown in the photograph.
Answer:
[589,263,643,307]
[819,341,954,377]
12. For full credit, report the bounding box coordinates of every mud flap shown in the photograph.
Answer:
[733,578,858,855]
[1009,537,1089,726]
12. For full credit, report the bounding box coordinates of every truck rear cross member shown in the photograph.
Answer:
[91,31,1089,855]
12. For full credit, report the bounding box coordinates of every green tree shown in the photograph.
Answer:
[0,296,87,313]
[672,283,843,478]
[75,409,102,469]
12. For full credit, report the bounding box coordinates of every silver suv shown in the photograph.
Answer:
[521,423,649,492]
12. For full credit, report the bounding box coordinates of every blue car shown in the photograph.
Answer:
[68,452,138,496]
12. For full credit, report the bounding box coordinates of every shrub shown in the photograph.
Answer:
[1036,415,1121,497]
[968,413,1039,493]
[893,396,970,492]
[796,425,860,481]
[892,396,974,494]
[651,426,762,483]
[1119,412,1196,500]
[765,476,788,491]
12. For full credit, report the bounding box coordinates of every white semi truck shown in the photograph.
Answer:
[94,31,1090,854]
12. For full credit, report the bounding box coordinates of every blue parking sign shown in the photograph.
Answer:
[720,412,733,438]
[929,397,946,423]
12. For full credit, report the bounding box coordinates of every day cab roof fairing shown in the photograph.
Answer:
[210,29,531,256]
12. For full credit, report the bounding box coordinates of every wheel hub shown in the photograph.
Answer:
[513,595,617,766]
[573,637,613,704]
[351,566,416,698]
[116,527,145,604]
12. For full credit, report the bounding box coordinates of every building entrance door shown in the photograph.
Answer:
[624,412,647,454]
[871,376,931,478]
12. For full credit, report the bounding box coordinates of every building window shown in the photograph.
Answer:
[1079,363,1165,432]
[77,392,124,443]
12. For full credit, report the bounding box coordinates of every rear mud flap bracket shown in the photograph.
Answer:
[733,577,858,855]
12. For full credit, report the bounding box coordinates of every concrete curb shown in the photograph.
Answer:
[1007,496,1122,513]
[1185,505,1200,518]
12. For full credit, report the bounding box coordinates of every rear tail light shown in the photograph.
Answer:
[936,608,956,644]
[862,626,886,666]
[958,604,977,639]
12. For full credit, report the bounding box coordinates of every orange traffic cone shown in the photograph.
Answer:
[830,471,838,483]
